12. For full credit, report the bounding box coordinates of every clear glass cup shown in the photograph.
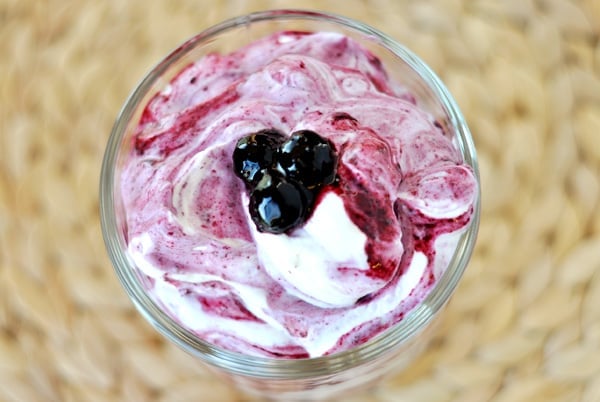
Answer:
[100,9,480,401]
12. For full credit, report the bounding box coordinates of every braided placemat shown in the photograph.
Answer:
[1,0,599,401]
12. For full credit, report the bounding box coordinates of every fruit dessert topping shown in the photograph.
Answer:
[233,128,338,234]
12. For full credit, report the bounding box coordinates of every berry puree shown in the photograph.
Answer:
[122,31,478,358]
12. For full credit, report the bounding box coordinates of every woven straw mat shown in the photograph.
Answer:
[1,0,600,401]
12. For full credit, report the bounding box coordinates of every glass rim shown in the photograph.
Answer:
[99,8,481,378]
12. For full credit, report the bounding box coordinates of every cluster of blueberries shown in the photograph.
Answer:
[233,128,338,234]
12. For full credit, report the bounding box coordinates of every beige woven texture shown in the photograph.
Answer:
[1,0,600,400]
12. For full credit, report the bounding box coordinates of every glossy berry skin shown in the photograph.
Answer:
[233,129,285,186]
[249,172,308,234]
[276,130,338,188]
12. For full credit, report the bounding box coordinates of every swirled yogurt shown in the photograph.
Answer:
[121,31,478,358]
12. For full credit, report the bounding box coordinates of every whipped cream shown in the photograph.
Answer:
[250,191,374,309]
[121,31,478,358]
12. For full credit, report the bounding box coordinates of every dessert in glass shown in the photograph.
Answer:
[100,9,480,401]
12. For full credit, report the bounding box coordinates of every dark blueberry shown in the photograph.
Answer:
[276,130,338,188]
[249,172,308,234]
[233,129,285,186]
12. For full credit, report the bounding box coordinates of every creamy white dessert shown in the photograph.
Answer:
[121,31,478,358]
